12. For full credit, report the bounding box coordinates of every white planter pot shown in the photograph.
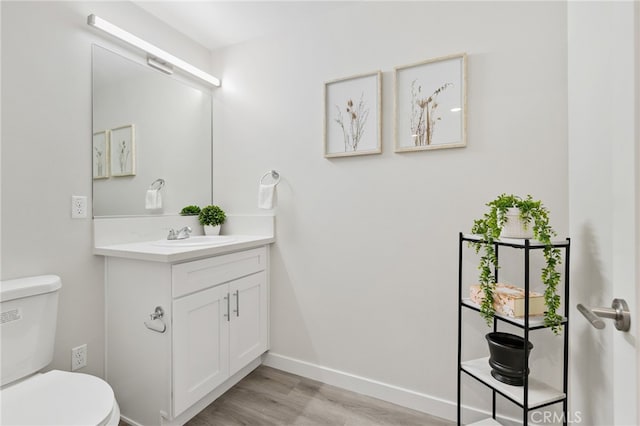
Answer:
[203,225,221,235]
[500,208,534,239]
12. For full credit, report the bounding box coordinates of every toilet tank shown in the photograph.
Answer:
[0,275,62,386]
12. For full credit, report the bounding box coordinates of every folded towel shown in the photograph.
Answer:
[145,189,162,210]
[258,183,276,210]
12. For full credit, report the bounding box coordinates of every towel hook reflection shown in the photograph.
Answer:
[149,178,165,190]
[260,170,280,186]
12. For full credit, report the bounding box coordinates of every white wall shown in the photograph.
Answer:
[213,1,568,419]
[1,1,212,377]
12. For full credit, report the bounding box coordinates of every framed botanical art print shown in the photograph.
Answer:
[324,71,382,158]
[110,124,136,177]
[394,53,467,152]
[93,130,109,179]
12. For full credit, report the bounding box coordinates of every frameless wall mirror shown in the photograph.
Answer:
[92,45,212,217]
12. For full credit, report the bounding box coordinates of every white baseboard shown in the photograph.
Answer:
[125,352,517,425]
[119,414,143,426]
[262,352,523,424]
[263,352,458,421]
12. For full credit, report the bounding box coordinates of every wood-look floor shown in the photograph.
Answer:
[183,366,454,426]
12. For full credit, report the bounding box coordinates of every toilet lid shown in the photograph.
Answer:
[1,370,115,426]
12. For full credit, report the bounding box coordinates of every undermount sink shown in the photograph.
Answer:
[152,235,237,247]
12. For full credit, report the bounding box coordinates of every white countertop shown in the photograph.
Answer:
[94,235,275,263]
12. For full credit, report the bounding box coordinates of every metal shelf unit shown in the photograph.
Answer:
[457,233,571,426]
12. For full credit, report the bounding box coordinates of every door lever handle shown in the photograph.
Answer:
[577,298,631,332]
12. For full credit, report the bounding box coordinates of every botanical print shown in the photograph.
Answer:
[334,93,370,152]
[92,130,109,179]
[395,53,467,152]
[117,140,130,174]
[410,80,452,146]
[110,124,136,176]
[325,71,381,158]
[95,146,106,175]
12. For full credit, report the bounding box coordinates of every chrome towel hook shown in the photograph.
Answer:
[259,170,280,186]
[144,306,166,333]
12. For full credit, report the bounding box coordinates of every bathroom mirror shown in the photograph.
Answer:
[92,45,212,217]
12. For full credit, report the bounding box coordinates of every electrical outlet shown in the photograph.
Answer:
[71,196,87,219]
[71,344,87,371]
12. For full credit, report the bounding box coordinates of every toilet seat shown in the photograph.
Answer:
[1,370,117,426]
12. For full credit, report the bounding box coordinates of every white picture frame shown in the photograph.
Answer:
[324,71,382,158]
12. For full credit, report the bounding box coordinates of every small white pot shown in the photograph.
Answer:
[500,208,534,239]
[203,224,221,235]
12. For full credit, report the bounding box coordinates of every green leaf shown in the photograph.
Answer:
[470,194,563,333]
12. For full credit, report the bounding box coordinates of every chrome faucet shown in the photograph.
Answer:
[167,226,192,240]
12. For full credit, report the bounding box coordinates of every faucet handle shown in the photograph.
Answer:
[167,229,177,240]
[176,226,192,239]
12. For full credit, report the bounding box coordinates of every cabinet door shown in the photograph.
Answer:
[229,271,268,375]
[172,284,230,417]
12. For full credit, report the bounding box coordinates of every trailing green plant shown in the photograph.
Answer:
[198,205,226,227]
[179,205,201,216]
[470,194,563,334]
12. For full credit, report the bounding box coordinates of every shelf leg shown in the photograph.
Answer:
[563,239,570,426]
[457,233,463,426]
[522,240,531,425]
[492,244,499,420]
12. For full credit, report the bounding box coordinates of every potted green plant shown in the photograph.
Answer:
[470,194,563,333]
[179,205,201,216]
[199,205,226,235]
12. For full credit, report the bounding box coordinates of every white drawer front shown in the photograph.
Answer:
[172,247,267,298]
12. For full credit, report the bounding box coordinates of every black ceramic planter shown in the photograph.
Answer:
[486,332,533,386]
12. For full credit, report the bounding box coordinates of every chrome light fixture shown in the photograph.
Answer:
[87,14,220,87]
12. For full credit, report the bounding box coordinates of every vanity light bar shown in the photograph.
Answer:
[147,57,174,75]
[87,14,221,87]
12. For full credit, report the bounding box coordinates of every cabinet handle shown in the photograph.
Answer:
[233,290,240,317]
[224,293,230,321]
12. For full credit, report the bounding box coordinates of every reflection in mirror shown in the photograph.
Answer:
[92,45,212,217]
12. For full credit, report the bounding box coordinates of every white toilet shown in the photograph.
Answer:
[0,275,120,425]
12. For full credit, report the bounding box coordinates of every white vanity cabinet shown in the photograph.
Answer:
[104,246,269,426]
[171,254,268,416]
